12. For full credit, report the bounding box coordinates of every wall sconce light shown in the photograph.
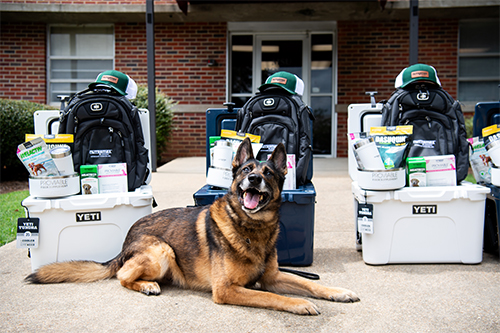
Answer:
[207,59,217,67]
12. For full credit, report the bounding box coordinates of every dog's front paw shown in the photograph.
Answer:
[289,299,321,315]
[328,288,360,303]
[140,281,161,296]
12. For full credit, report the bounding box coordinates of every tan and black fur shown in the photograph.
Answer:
[26,137,359,315]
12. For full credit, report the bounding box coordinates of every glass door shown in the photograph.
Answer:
[255,35,308,101]
[230,32,336,156]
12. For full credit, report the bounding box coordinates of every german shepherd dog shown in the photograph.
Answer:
[26,137,359,315]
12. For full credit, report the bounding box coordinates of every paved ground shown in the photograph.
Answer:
[1,157,499,332]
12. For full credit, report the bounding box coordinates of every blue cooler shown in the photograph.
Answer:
[194,105,316,266]
[193,183,316,266]
[473,102,500,255]
[473,102,500,137]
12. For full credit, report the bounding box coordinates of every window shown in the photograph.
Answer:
[230,35,253,106]
[310,34,333,154]
[48,25,114,105]
[458,19,500,102]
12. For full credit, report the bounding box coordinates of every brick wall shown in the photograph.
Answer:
[115,22,226,105]
[165,112,206,161]
[0,23,46,103]
[336,18,459,158]
[1,17,465,162]
[115,22,227,161]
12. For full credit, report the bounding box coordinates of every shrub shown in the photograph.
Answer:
[0,99,57,181]
[464,114,474,138]
[133,85,176,164]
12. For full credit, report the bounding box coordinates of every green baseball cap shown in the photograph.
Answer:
[88,70,137,98]
[259,71,304,95]
[395,64,441,88]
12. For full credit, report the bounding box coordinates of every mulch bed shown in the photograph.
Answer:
[0,181,29,194]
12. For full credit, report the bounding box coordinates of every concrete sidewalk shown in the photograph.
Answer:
[1,157,499,332]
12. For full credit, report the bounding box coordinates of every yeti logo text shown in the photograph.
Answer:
[412,205,437,214]
[76,212,102,222]
[91,103,103,111]
[263,98,275,107]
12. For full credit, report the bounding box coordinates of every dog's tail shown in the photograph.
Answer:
[25,258,121,284]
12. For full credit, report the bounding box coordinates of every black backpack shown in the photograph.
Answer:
[381,83,469,183]
[58,89,149,191]
[235,90,314,186]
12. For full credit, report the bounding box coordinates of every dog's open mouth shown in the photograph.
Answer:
[240,188,270,211]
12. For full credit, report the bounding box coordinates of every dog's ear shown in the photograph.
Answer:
[233,137,254,169]
[269,143,288,176]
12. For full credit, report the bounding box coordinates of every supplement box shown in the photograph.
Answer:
[22,185,153,272]
[352,181,490,265]
[407,157,427,187]
[424,155,457,187]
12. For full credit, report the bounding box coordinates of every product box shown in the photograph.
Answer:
[352,181,490,264]
[407,157,427,187]
[98,163,128,194]
[425,155,457,186]
[283,154,296,190]
[81,165,99,195]
[193,182,316,266]
[22,185,153,272]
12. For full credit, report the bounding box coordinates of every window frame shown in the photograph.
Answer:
[458,18,500,104]
[46,24,115,106]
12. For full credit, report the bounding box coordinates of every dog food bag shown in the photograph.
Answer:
[17,137,60,177]
[220,129,263,160]
[369,126,413,169]
[80,165,99,195]
[468,137,492,184]
[25,134,74,154]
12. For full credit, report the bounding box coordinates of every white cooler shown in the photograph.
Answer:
[352,181,490,265]
[22,185,153,271]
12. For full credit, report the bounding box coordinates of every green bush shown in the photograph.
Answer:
[133,85,176,164]
[0,99,57,181]
[464,115,474,138]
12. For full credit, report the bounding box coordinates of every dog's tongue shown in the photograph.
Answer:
[244,191,260,210]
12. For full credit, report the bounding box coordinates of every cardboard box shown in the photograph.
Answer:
[425,155,457,186]
[98,163,128,193]
[407,157,427,187]
[352,182,489,265]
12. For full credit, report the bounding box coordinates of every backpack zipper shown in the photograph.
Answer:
[117,130,125,147]
[425,116,431,128]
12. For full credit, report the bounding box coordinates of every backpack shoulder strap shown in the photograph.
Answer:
[381,88,408,125]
